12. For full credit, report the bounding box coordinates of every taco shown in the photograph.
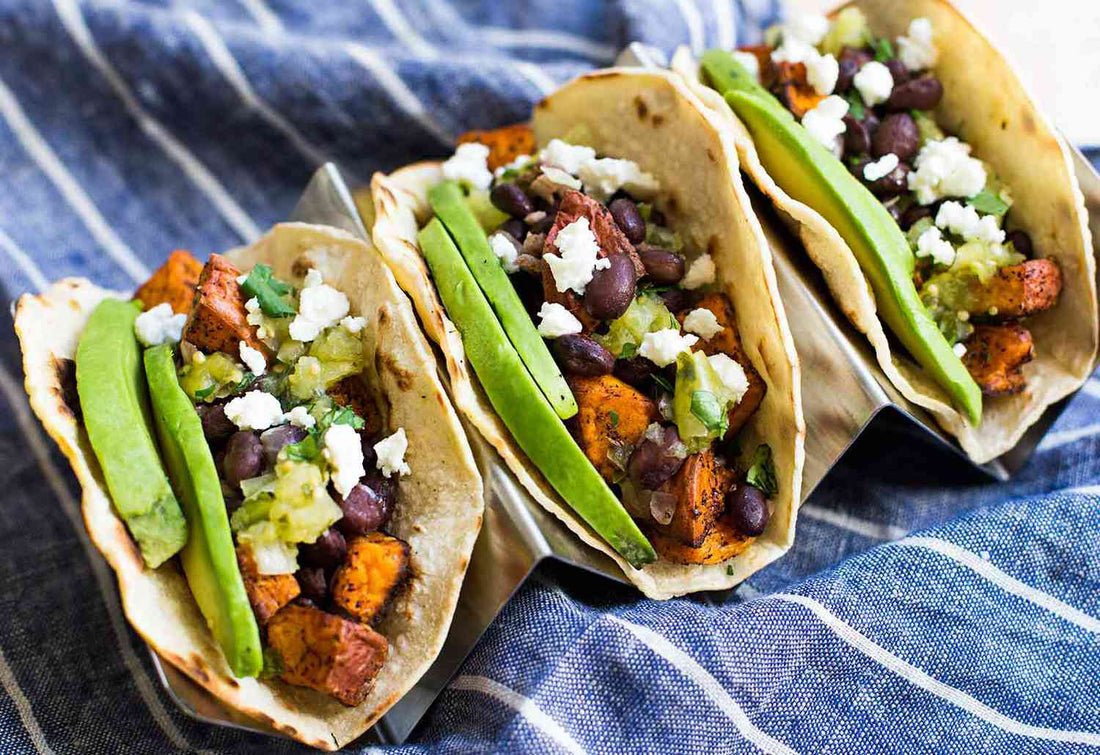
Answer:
[672,0,1097,463]
[14,223,483,750]
[368,68,804,599]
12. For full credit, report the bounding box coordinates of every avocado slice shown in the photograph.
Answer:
[428,181,578,420]
[143,344,263,677]
[701,51,982,425]
[418,218,656,568]
[76,299,187,568]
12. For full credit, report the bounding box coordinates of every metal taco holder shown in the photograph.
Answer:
[148,52,1100,746]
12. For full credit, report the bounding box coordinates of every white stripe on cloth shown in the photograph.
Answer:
[1038,422,1100,452]
[799,504,909,541]
[343,44,452,145]
[450,675,585,755]
[479,27,618,62]
[673,0,707,55]
[776,593,1100,747]
[1080,379,1100,400]
[0,644,55,755]
[0,226,49,292]
[0,367,196,753]
[52,0,263,243]
[0,75,149,282]
[609,617,797,755]
[712,0,737,49]
[514,61,558,97]
[236,0,283,35]
[896,536,1100,634]
[366,0,439,59]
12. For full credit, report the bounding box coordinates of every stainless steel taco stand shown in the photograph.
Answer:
[147,85,1100,745]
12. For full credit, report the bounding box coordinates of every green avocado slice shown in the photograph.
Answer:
[419,218,656,568]
[144,344,262,677]
[700,51,982,425]
[75,299,187,568]
[428,180,578,420]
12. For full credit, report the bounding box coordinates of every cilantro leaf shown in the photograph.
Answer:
[283,434,320,462]
[843,90,866,121]
[194,383,218,401]
[745,444,778,497]
[869,36,894,63]
[608,410,620,428]
[234,371,257,394]
[968,189,1011,218]
[726,565,735,576]
[321,405,365,432]
[619,341,637,359]
[690,390,728,434]
[240,264,296,318]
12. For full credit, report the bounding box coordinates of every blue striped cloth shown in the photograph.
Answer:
[1,1,1098,752]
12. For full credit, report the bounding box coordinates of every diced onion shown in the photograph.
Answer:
[647,491,677,525]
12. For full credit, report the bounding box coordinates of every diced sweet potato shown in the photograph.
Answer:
[967,259,1062,320]
[182,254,270,357]
[457,123,536,172]
[266,604,388,706]
[962,323,1034,396]
[540,261,599,332]
[327,375,383,439]
[569,374,659,482]
[236,545,300,625]
[133,250,204,315]
[772,61,825,118]
[648,514,755,565]
[655,450,734,547]
[331,533,410,626]
[737,45,775,85]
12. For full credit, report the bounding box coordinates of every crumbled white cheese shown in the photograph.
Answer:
[224,391,284,431]
[441,142,493,190]
[908,137,987,204]
[801,95,849,156]
[915,225,957,267]
[493,154,533,178]
[236,273,248,285]
[682,253,717,290]
[935,201,1005,243]
[805,53,839,96]
[489,232,520,273]
[863,153,899,182]
[770,36,818,65]
[639,329,698,368]
[304,269,324,289]
[540,166,583,190]
[732,51,760,80]
[323,423,365,498]
[539,139,596,175]
[544,217,610,295]
[785,14,830,45]
[898,17,938,72]
[708,353,749,404]
[952,342,967,358]
[536,302,583,338]
[853,60,894,107]
[288,269,350,342]
[577,158,660,202]
[133,303,187,347]
[284,405,316,429]
[373,428,411,478]
[682,308,723,340]
[340,315,366,333]
[239,341,266,376]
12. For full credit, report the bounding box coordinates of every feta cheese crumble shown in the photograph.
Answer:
[681,253,716,290]
[682,308,723,340]
[732,50,761,80]
[340,316,366,333]
[539,139,596,175]
[708,353,749,404]
[373,428,411,478]
[544,217,610,295]
[133,303,187,347]
[915,225,957,267]
[323,423,365,498]
[863,153,899,182]
[494,154,533,178]
[952,342,968,359]
[489,232,520,273]
[770,37,818,65]
[853,60,894,107]
[303,269,323,288]
[536,302,583,338]
[288,269,350,342]
[284,405,316,429]
[935,201,1005,244]
[540,166,583,191]
[239,341,266,376]
[577,158,660,202]
[243,296,271,340]
[639,329,699,368]
[805,53,839,96]
[908,137,987,204]
[801,95,849,156]
[224,391,284,431]
[785,14,830,45]
[441,142,492,191]
[898,17,938,72]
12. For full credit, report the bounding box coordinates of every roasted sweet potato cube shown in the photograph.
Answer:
[546,191,646,278]
[182,254,270,357]
[266,604,388,706]
[236,545,300,625]
[457,123,537,172]
[962,323,1034,396]
[772,61,825,118]
[134,250,204,315]
[655,450,734,547]
[569,374,659,482]
[736,45,775,85]
[327,375,383,438]
[968,259,1062,320]
[540,261,599,332]
[331,533,410,626]
[648,514,755,565]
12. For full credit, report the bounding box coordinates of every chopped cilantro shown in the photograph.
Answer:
[745,444,778,497]
[843,91,866,121]
[233,371,258,394]
[240,264,296,318]
[283,403,364,463]
[283,434,320,462]
[726,565,734,576]
[193,383,218,401]
[620,342,638,359]
[968,188,1011,218]
[690,390,728,434]
[869,36,894,63]
[608,409,620,428]
[322,405,365,431]
[651,372,674,393]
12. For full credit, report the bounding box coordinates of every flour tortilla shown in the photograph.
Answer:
[672,0,1097,464]
[14,223,484,750]
[369,69,804,600]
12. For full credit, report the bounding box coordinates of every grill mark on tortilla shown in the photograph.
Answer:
[53,357,80,421]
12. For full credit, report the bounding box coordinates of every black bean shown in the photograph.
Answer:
[637,245,686,285]
[337,477,395,536]
[727,484,769,536]
[864,112,881,139]
[868,163,911,198]
[198,402,236,443]
[584,253,637,321]
[885,201,904,225]
[300,527,347,570]
[1006,230,1033,257]
[223,431,263,489]
[259,424,308,466]
[836,47,872,93]
[887,76,944,111]
[901,204,933,230]
[360,431,378,473]
[530,213,554,235]
[842,115,871,156]
[658,287,689,314]
[490,182,535,218]
[872,113,919,160]
[553,335,615,376]
[609,198,646,244]
[613,357,658,389]
[628,425,686,489]
[499,218,527,242]
[296,567,329,605]
[884,58,910,86]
